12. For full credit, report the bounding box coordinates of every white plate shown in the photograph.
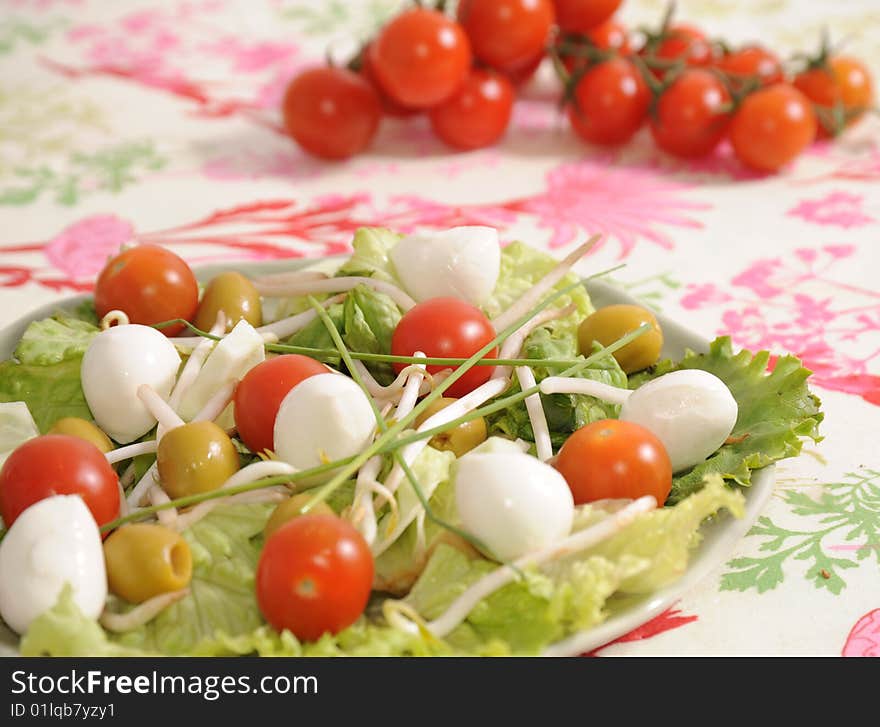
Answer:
[0,260,774,657]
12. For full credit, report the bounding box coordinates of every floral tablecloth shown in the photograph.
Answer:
[0,0,878,656]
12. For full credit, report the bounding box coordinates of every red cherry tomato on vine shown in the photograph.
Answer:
[458,0,554,78]
[391,298,497,398]
[649,68,732,158]
[653,24,714,67]
[715,45,785,87]
[555,419,672,504]
[729,83,817,172]
[794,56,874,135]
[281,67,381,160]
[567,57,649,146]
[256,515,374,641]
[368,9,472,109]
[553,0,621,34]
[587,18,631,54]
[233,355,328,454]
[359,44,419,118]
[0,435,120,528]
[429,69,515,150]
[94,244,198,337]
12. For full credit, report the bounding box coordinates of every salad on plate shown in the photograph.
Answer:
[0,226,823,656]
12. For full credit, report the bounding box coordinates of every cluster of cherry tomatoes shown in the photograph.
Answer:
[281,0,874,172]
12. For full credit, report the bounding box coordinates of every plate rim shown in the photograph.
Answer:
[0,258,774,657]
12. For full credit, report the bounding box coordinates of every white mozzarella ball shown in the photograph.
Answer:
[455,451,574,562]
[0,495,107,634]
[620,369,738,473]
[81,324,181,444]
[273,373,376,475]
[390,226,501,306]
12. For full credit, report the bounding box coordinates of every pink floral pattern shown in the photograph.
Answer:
[788,191,876,228]
[682,244,880,406]
[842,610,880,656]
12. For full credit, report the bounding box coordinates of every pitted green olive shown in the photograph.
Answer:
[156,421,239,499]
[264,493,334,539]
[103,523,192,603]
[194,272,262,332]
[48,417,114,453]
[414,397,487,458]
[578,304,663,374]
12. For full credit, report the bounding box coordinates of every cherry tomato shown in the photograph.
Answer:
[507,52,545,85]
[359,43,420,118]
[458,0,554,78]
[429,69,515,150]
[0,435,120,528]
[368,9,472,109]
[94,244,198,337]
[553,0,621,34]
[729,83,817,172]
[794,56,874,134]
[649,68,732,158]
[555,419,672,504]
[281,67,381,160]
[256,514,373,641]
[715,45,785,87]
[586,18,631,54]
[233,354,328,454]
[651,24,714,68]
[567,57,650,146]
[391,298,497,398]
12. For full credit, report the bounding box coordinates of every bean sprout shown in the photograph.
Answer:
[172,487,288,531]
[255,293,347,341]
[253,276,416,311]
[105,439,158,465]
[492,304,577,381]
[116,480,129,518]
[491,235,600,332]
[99,589,189,632]
[517,366,552,462]
[539,376,632,405]
[127,463,159,509]
[385,496,656,639]
[137,384,184,431]
[168,313,226,408]
[353,360,436,400]
[99,310,129,330]
[377,376,510,508]
[351,456,382,545]
[191,380,236,423]
[149,485,177,528]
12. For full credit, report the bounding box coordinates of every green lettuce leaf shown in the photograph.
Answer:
[342,284,402,385]
[487,329,627,448]
[0,356,91,433]
[285,302,345,365]
[0,401,39,467]
[110,503,273,655]
[14,313,99,366]
[631,337,824,504]
[336,227,402,282]
[484,241,593,341]
[373,445,457,595]
[405,475,743,654]
[585,475,745,593]
[21,585,139,656]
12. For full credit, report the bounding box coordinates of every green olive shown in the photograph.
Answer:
[103,523,192,603]
[156,421,239,499]
[194,271,262,332]
[264,493,334,539]
[578,304,663,374]
[414,397,487,458]
[48,417,114,453]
